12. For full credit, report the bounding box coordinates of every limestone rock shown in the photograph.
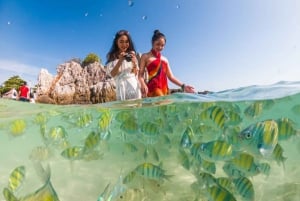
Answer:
[36,60,116,104]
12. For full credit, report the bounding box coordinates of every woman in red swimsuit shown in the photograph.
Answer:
[139,30,195,97]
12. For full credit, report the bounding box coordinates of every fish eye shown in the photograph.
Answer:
[244,131,252,139]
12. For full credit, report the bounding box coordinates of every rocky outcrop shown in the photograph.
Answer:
[36,60,116,104]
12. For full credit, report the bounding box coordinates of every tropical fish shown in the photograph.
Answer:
[198,140,233,162]
[215,177,235,193]
[271,143,287,168]
[98,109,112,132]
[134,162,172,181]
[225,110,242,126]
[3,187,18,201]
[195,172,216,188]
[233,176,255,201]
[10,119,26,136]
[180,126,193,148]
[276,117,298,141]
[8,166,26,192]
[4,164,60,201]
[201,159,217,174]
[140,121,159,136]
[206,185,237,201]
[244,101,263,118]
[115,110,135,123]
[75,112,92,128]
[209,105,227,129]
[122,171,136,184]
[33,112,48,125]
[238,119,279,156]
[228,152,260,177]
[48,125,68,143]
[61,146,84,160]
[120,118,139,135]
[223,162,247,178]
[83,131,100,152]
[178,148,191,170]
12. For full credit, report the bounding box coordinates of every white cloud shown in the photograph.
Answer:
[0,59,41,85]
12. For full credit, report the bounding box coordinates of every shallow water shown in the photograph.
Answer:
[1,81,300,201]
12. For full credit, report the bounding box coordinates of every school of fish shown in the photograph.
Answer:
[1,94,300,201]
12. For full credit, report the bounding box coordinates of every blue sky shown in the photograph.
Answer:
[0,0,299,91]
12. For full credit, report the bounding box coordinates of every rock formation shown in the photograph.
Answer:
[36,60,116,104]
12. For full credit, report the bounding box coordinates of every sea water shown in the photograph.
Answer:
[1,81,300,201]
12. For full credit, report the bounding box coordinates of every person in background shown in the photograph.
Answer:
[106,29,141,101]
[19,81,30,102]
[11,88,18,100]
[139,29,195,97]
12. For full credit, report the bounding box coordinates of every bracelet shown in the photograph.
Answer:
[181,84,185,92]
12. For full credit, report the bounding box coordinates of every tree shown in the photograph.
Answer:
[82,53,101,67]
[0,76,25,95]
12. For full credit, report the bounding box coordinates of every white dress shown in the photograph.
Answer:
[106,59,141,101]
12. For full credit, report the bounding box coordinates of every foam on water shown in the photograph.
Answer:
[1,81,300,201]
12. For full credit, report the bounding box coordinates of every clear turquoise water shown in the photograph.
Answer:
[1,81,300,201]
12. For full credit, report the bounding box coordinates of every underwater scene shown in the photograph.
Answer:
[1,81,300,201]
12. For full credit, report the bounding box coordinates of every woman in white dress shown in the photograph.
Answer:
[106,30,141,101]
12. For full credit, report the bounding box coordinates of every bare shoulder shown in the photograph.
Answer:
[141,52,151,60]
[161,55,169,63]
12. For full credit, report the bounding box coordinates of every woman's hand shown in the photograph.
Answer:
[140,82,148,98]
[184,85,196,93]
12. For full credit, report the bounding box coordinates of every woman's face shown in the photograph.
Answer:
[152,37,165,52]
[117,35,130,52]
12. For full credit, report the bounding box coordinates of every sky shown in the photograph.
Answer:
[0,0,299,92]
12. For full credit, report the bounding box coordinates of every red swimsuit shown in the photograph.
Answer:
[146,50,169,97]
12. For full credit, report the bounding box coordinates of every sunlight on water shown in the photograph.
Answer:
[1,82,300,201]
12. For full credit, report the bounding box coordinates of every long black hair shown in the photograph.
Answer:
[106,30,136,64]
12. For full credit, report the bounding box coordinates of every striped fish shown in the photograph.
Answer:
[84,131,100,152]
[61,146,84,160]
[215,177,235,193]
[244,101,263,118]
[134,162,172,181]
[271,143,287,168]
[207,185,237,201]
[8,166,26,192]
[199,140,233,162]
[238,119,279,157]
[3,188,18,201]
[276,117,298,141]
[180,126,194,148]
[229,152,260,177]
[209,106,227,129]
[98,109,112,132]
[178,148,191,170]
[120,118,139,135]
[233,176,255,201]
[10,119,26,136]
[140,122,159,136]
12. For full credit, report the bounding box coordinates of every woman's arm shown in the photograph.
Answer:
[109,57,124,77]
[165,58,195,93]
[138,54,149,97]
